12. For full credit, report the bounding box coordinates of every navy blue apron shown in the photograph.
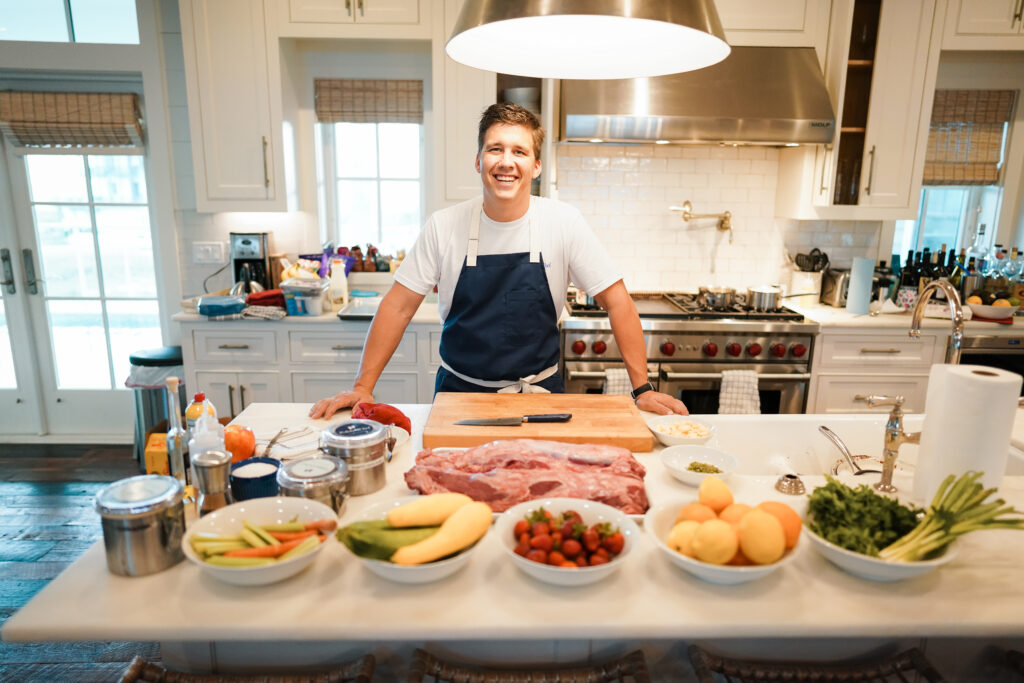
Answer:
[435,199,563,395]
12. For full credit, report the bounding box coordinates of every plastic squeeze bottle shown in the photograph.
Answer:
[329,257,349,308]
[185,392,217,434]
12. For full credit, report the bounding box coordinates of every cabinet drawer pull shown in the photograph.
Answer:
[1015,0,1023,25]
[261,136,270,188]
[331,345,362,351]
[357,0,364,16]
[859,347,900,354]
[218,344,251,350]
[854,394,868,402]
[228,385,236,418]
[239,385,247,412]
[864,145,876,196]
[345,0,352,16]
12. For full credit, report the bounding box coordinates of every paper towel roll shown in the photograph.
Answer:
[845,257,874,315]
[912,364,1023,503]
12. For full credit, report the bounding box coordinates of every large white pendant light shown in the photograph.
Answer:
[446,0,731,80]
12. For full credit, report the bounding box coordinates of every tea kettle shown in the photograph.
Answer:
[230,263,265,296]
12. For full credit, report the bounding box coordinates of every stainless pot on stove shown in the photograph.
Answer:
[697,287,736,309]
[747,285,784,311]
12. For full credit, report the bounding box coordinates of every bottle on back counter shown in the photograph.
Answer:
[185,392,216,435]
[165,377,189,486]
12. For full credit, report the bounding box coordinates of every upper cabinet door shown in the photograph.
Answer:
[858,0,938,208]
[943,0,1024,49]
[716,0,831,63]
[180,0,284,211]
[288,0,419,24]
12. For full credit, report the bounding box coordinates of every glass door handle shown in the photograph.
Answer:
[1,248,15,294]
[21,249,38,295]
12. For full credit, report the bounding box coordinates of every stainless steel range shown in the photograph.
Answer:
[561,292,820,413]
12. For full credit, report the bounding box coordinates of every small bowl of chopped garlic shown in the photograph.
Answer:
[646,416,716,447]
[659,446,737,487]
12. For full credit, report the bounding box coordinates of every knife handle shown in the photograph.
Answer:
[522,413,572,423]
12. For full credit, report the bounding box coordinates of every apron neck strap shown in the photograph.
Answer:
[468,197,538,267]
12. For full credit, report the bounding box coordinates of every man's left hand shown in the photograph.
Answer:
[636,391,688,415]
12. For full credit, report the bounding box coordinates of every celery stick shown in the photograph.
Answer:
[259,522,306,532]
[194,542,249,556]
[244,520,281,546]
[205,556,275,567]
[240,528,268,548]
[278,536,319,561]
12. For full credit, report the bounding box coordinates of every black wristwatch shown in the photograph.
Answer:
[630,381,655,400]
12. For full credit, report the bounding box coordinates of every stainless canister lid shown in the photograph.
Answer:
[277,455,349,492]
[94,475,184,520]
[321,419,387,449]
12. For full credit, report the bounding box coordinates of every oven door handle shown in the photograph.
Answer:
[567,370,659,380]
[661,372,812,381]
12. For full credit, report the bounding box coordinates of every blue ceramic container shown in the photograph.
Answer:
[229,457,281,501]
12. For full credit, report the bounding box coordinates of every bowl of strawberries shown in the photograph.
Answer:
[494,497,639,587]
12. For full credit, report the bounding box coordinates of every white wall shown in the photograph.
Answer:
[555,143,882,292]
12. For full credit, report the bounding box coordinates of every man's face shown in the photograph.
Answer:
[475,123,541,210]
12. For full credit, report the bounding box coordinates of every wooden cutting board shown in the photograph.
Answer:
[422,392,654,452]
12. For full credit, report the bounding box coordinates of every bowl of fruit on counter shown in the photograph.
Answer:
[965,290,1018,320]
[495,498,640,587]
[645,477,802,585]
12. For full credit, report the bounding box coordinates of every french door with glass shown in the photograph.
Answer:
[2,150,162,437]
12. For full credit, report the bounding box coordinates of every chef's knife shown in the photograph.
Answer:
[454,413,572,426]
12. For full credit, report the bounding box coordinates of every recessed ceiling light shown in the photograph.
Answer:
[655,140,670,145]
[446,1,731,80]
[589,139,603,144]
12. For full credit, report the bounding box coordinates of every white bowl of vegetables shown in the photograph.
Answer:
[183,497,336,586]
[337,494,492,584]
[802,472,1021,582]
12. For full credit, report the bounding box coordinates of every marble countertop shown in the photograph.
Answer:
[5,404,1024,644]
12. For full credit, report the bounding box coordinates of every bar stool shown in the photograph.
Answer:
[407,648,650,683]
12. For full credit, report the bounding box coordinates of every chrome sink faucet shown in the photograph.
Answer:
[864,395,919,493]
[909,279,964,364]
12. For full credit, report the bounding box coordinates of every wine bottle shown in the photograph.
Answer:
[917,248,934,293]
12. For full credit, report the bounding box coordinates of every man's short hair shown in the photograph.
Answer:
[477,102,545,160]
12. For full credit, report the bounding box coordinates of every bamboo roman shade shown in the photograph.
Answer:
[923,89,1016,186]
[0,91,144,149]
[314,79,423,124]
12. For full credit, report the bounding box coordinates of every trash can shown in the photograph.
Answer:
[125,346,186,469]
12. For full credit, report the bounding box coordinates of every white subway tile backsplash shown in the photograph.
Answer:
[557,142,880,290]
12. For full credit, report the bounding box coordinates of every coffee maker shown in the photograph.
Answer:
[229,232,272,292]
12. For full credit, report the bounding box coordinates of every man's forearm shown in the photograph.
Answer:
[597,281,650,390]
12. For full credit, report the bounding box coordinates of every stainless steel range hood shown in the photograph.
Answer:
[560,47,835,146]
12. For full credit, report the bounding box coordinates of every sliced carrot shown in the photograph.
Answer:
[305,518,338,533]
[224,537,305,558]
[269,529,318,542]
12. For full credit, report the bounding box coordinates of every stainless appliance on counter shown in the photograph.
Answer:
[230,232,273,292]
[561,292,819,413]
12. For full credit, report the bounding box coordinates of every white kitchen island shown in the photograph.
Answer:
[4,404,1024,680]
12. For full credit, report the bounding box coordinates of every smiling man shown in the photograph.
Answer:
[310,103,687,418]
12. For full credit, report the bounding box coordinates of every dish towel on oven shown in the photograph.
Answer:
[719,370,760,414]
[603,368,632,395]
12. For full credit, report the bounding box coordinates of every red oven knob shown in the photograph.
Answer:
[592,340,607,355]
[703,343,719,357]
[660,342,676,356]
[770,343,787,358]
[726,343,741,357]
[571,340,586,355]
[791,343,808,358]
[747,343,763,357]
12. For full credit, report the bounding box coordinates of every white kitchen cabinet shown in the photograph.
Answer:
[291,371,420,404]
[716,0,830,63]
[180,0,287,211]
[429,0,496,210]
[277,0,430,38]
[196,371,283,419]
[808,328,946,413]
[775,0,942,220]
[943,0,1024,49]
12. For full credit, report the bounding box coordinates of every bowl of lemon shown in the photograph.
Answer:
[965,295,1016,320]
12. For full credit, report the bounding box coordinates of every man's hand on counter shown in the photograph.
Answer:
[636,391,689,416]
[309,389,374,419]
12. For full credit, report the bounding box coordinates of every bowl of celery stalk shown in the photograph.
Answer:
[803,472,1024,582]
[183,497,337,586]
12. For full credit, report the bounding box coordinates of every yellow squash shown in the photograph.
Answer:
[390,501,492,565]
[386,493,473,528]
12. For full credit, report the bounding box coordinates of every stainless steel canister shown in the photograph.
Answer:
[320,419,393,496]
[94,475,185,577]
[277,455,349,514]
[191,449,234,516]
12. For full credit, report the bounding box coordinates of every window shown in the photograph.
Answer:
[314,78,424,256]
[317,122,423,255]
[24,154,161,389]
[0,0,139,44]
[892,89,1015,260]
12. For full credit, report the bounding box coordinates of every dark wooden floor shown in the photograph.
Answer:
[0,444,160,682]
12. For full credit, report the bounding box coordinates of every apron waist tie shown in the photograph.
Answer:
[439,359,558,394]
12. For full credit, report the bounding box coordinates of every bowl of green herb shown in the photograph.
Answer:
[803,473,1024,581]
[660,446,737,487]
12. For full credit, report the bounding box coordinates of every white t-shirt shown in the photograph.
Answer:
[394,196,622,321]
